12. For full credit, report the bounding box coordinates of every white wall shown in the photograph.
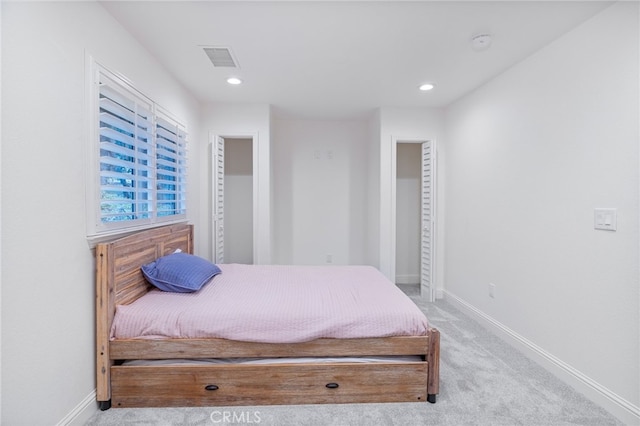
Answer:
[444,2,639,422]
[396,143,421,284]
[224,138,253,264]
[366,110,381,268]
[1,2,202,424]
[272,119,369,265]
[0,2,3,419]
[202,103,271,264]
[378,107,446,295]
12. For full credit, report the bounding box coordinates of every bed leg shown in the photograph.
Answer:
[427,327,440,403]
[99,400,111,411]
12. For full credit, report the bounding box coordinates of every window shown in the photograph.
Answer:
[87,61,187,241]
[154,114,187,218]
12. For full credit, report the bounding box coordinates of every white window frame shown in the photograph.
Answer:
[86,58,187,244]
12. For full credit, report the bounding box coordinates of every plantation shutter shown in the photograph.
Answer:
[155,113,187,218]
[92,65,188,236]
[214,136,225,263]
[98,75,154,225]
[421,141,435,302]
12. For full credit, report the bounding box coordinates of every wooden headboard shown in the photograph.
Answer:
[95,223,193,402]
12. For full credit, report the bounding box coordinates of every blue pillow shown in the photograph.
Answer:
[141,252,221,292]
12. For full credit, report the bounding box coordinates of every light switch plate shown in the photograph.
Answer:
[594,208,617,231]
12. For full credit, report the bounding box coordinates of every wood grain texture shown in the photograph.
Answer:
[111,362,428,407]
[96,224,193,403]
[110,336,430,360]
[95,223,440,408]
[95,243,113,402]
[427,327,440,396]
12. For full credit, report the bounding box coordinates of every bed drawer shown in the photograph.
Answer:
[110,361,428,407]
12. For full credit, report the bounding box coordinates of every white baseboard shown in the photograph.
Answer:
[56,389,97,426]
[444,290,640,426]
[395,274,420,285]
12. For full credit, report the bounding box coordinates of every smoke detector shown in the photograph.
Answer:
[471,34,493,51]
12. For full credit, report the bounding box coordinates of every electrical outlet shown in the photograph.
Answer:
[489,283,496,298]
[326,254,333,264]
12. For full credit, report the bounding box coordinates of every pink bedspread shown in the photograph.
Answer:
[111,264,428,343]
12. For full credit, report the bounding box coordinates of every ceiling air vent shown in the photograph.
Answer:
[203,47,239,68]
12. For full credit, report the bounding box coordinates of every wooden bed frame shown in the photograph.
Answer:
[96,223,440,409]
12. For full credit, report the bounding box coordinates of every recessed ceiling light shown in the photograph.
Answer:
[419,83,435,91]
[227,77,242,85]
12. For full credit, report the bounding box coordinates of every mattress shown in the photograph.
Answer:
[111,264,429,343]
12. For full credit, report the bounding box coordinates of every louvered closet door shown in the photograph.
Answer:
[421,141,435,302]
[214,136,225,263]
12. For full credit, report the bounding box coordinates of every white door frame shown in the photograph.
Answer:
[211,132,259,264]
[390,136,437,301]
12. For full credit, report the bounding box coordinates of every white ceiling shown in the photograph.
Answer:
[101,1,613,120]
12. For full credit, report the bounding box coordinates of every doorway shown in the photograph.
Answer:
[391,139,436,301]
[212,135,256,264]
[224,138,253,263]
[396,143,421,287]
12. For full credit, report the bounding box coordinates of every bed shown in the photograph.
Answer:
[96,223,440,409]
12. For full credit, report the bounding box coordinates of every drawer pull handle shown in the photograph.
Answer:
[205,384,219,391]
[326,382,339,389]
